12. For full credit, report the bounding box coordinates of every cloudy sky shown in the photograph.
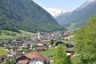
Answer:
[34,0,95,16]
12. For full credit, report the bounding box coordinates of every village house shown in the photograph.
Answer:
[36,42,47,52]
[66,47,74,56]
[16,51,50,64]
[63,31,72,37]
[65,43,74,57]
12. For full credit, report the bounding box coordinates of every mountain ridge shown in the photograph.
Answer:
[56,1,96,30]
[0,0,63,32]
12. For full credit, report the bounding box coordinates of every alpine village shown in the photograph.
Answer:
[0,0,96,64]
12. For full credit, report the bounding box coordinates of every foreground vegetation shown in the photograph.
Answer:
[52,44,72,64]
[41,47,56,57]
[72,16,96,64]
[1,60,15,64]
[0,47,7,56]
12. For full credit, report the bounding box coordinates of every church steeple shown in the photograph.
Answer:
[37,31,41,41]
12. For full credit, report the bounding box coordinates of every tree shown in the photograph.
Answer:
[2,60,15,64]
[50,39,54,45]
[52,44,71,64]
[72,16,96,64]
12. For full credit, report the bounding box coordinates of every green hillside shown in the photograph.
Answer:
[0,30,37,39]
[56,1,96,30]
[0,47,7,56]
[0,0,63,32]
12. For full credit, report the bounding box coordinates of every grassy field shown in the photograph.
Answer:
[0,47,7,56]
[41,47,56,57]
[0,30,37,39]
[66,23,78,31]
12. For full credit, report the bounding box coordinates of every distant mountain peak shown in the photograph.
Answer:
[73,0,96,12]
[56,0,96,30]
[88,0,96,2]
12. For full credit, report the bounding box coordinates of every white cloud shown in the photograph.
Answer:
[43,7,66,17]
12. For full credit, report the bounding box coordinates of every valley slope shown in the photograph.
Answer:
[56,1,96,30]
[0,0,63,32]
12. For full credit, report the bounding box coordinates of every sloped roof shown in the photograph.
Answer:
[66,47,73,52]
[24,51,40,59]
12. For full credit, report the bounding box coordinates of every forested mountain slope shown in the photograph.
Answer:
[56,1,96,30]
[0,0,63,32]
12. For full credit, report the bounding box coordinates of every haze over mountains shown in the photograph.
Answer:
[56,0,96,30]
[0,0,63,32]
